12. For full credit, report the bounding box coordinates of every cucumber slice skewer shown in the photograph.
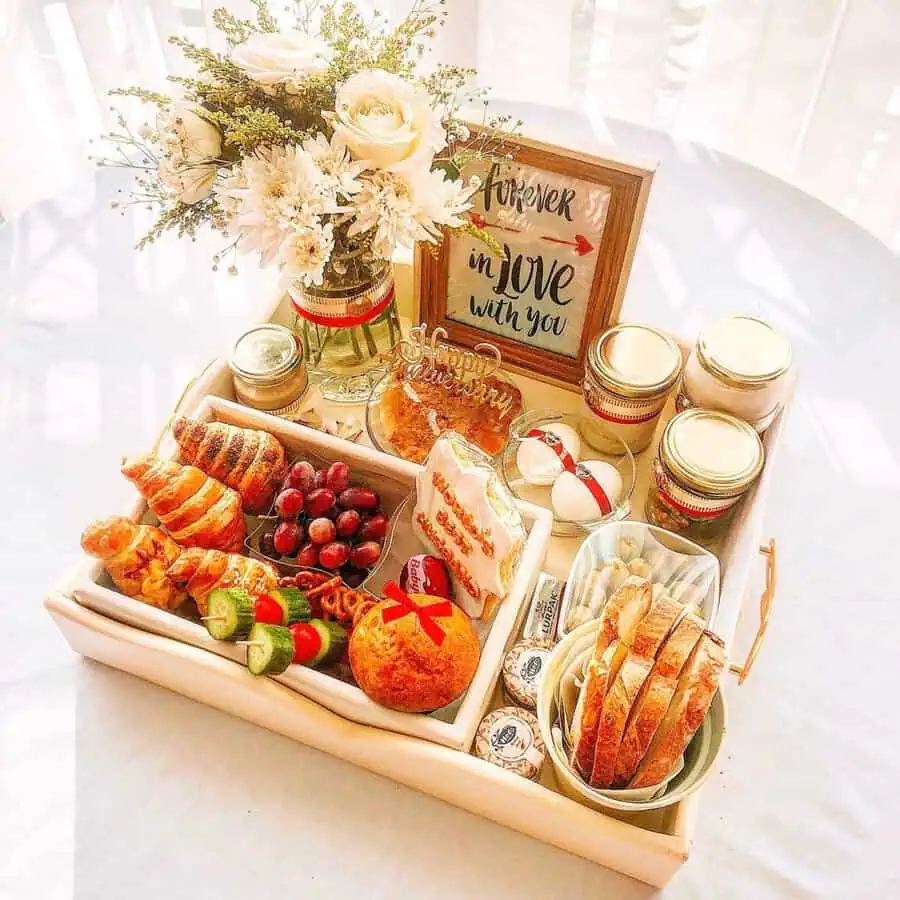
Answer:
[268,588,311,624]
[246,624,295,676]
[204,588,254,641]
[310,620,348,667]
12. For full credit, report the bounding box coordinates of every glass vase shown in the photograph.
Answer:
[290,256,402,403]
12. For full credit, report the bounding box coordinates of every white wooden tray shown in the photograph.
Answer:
[59,394,552,751]
[45,297,789,886]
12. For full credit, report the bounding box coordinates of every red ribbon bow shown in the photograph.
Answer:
[382,581,454,646]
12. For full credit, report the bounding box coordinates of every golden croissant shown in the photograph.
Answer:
[166,548,278,614]
[121,454,246,553]
[172,417,287,515]
[81,516,187,610]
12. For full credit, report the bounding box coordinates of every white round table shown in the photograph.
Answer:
[4,113,899,899]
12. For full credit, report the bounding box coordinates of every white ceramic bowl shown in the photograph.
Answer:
[537,620,728,813]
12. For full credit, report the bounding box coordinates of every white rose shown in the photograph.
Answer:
[231,31,331,93]
[331,69,445,172]
[158,158,218,204]
[157,104,222,164]
[156,104,221,204]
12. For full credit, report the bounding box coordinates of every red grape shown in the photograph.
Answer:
[338,486,379,512]
[314,469,327,488]
[259,531,279,558]
[319,541,350,570]
[335,509,361,538]
[325,461,351,493]
[274,488,304,519]
[296,542,319,568]
[358,512,389,542]
[288,460,316,493]
[305,487,336,517]
[308,517,336,545]
[273,520,303,555]
[350,541,382,569]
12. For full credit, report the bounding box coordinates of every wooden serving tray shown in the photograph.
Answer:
[45,302,790,886]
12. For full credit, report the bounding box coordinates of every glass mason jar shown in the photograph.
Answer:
[677,315,792,433]
[581,323,683,455]
[228,324,309,415]
[646,408,765,544]
[290,252,402,403]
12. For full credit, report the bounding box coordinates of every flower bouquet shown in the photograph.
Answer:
[99,0,517,400]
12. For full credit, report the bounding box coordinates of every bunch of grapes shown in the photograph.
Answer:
[258,460,388,587]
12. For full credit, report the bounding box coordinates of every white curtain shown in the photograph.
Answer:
[1,0,899,248]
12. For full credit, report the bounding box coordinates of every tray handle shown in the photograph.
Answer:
[729,539,776,685]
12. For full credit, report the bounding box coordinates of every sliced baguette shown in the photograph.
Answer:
[629,631,726,789]
[589,592,686,787]
[568,577,652,779]
[613,611,705,787]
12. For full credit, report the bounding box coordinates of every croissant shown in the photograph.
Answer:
[81,516,187,610]
[166,548,278,614]
[172,417,287,515]
[121,454,246,553]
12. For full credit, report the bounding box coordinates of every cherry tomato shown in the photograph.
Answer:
[254,594,284,625]
[290,622,322,665]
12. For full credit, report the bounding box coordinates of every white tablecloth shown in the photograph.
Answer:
[4,111,900,899]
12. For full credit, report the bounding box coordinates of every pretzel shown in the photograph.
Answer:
[321,584,378,628]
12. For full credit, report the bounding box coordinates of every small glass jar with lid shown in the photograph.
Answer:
[646,408,764,543]
[581,323,683,455]
[678,315,792,432]
[228,324,309,415]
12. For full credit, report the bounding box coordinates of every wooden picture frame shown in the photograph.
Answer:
[417,133,655,391]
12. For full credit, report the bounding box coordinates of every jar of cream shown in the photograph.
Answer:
[581,324,683,454]
[229,324,309,414]
[646,408,764,543]
[678,315,792,432]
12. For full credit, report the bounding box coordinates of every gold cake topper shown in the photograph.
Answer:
[389,325,516,420]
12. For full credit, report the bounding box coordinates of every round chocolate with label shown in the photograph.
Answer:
[502,638,554,710]
[474,706,546,781]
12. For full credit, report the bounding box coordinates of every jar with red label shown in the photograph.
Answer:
[646,408,764,543]
[581,324,683,454]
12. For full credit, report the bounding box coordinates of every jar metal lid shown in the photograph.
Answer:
[696,316,792,389]
[229,324,303,384]
[587,324,682,399]
[662,408,764,496]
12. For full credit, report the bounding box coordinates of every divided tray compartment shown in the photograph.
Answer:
[46,293,792,886]
[62,395,553,751]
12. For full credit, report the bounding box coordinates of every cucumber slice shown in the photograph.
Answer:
[205,588,254,641]
[246,624,295,676]
[269,588,311,624]
[309,620,348,668]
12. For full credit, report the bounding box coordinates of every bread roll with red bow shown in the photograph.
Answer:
[349,581,480,712]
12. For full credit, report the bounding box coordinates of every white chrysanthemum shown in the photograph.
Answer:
[408,168,480,240]
[302,133,363,199]
[347,170,417,259]
[279,221,334,288]
[347,168,479,259]
[214,145,338,265]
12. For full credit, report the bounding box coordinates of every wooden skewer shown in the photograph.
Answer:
[201,615,227,622]
[236,640,265,648]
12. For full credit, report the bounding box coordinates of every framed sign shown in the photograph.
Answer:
[417,133,655,391]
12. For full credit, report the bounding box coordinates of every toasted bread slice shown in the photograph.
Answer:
[613,611,705,786]
[629,631,726,789]
[568,577,652,779]
[589,592,686,787]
